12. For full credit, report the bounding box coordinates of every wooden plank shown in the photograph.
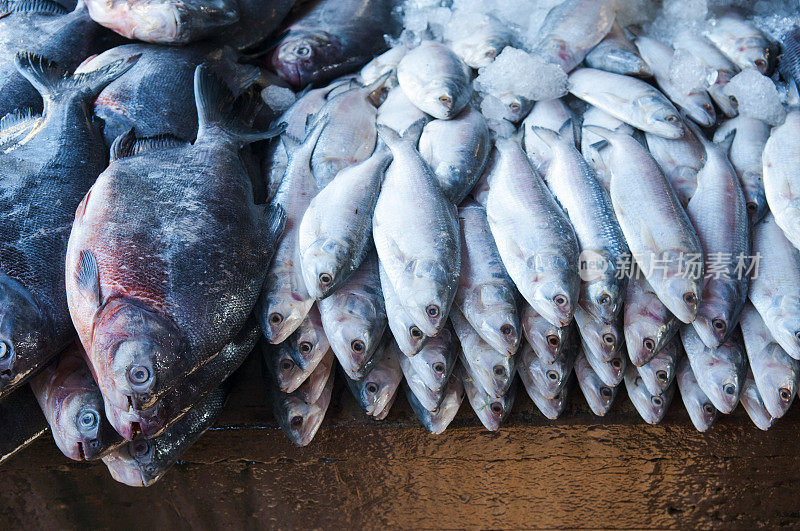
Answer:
[1,358,798,529]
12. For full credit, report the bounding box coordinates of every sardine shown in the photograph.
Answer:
[404,325,458,393]
[624,273,680,366]
[644,124,704,207]
[680,325,745,414]
[625,364,674,424]
[574,349,617,416]
[636,337,680,397]
[398,340,444,412]
[521,303,570,363]
[379,262,428,356]
[582,336,625,387]
[345,335,402,418]
[518,340,574,400]
[459,362,516,431]
[406,372,464,434]
[519,366,569,420]
[763,111,800,251]
[676,355,718,432]
[522,98,579,175]
[575,306,622,363]
[739,368,774,431]
[580,105,634,192]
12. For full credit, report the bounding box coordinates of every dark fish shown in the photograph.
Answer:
[780,26,800,90]
[0,53,136,401]
[269,0,400,90]
[65,66,285,414]
[0,385,49,466]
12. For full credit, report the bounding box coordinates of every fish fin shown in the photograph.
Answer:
[376,119,425,149]
[590,139,609,151]
[280,133,301,152]
[583,125,614,141]
[363,71,392,98]
[716,130,735,156]
[529,126,559,147]
[194,64,286,146]
[111,129,187,162]
[558,119,574,139]
[0,0,67,18]
[109,128,136,162]
[75,250,102,308]
[14,52,139,103]
[265,204,287,243]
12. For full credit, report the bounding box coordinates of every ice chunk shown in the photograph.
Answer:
[261,85,296,114]
[723,69,787,125]
[479,93,510,122]
[668,49,713,93]
[616,0,659,26]
[526,0,565,43]
[474,47,567,102]
[662,0,707,21]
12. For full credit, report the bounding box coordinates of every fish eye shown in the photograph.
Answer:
[484,48,497,58]
[433,362,446,374]
[351,340,365,353]
[723,383,736,395]
[438,95,453,106]
[598,293,611,305]
[755,58,767,70]
[643,338,656,352]
[410,326,423,339]
[712,318,726,333]
[780,387,792,401]
[500,324,513,336]
[610,358,622,370]
[426,305,440,318]
[490,402,503,414]
[651,395,663,407]
[509,101,521,112]
[683,291,697,304]
[290,415,303,428]
[656,370,668,382]
[703,402,715,415]
[79,410,99,429]
[128,366,151,385]
[131,440,149,457]
[299,341,312,354]
[0,340,10,360]
[318,272,332,286]
[546,369,559,381]
[280,359,294,371]
[295,45,311,57]
[666,114,679,123]
[366,382,379,394]
[493,365,505,377]
[553,294,568,307]
[546,334,560,348]
[269,313,283,326]
[602,333,615,346]
[746,202,758,214]
[600,386,613,398]
[795,330,800,342]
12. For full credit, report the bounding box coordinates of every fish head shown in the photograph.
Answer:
[701,343,744,414]
[457,39,502,69]
[495,92,533,124]
[626,366,670,424]
[688,394,718,432]
[662,274,701,324]
[327,292,385,374]
[290,308,330,369]
[536,38,570,69]
[389,311,428,357]
[102,437,169,487]
[52,387,118,461]
[522,306,566,361]
[0,276,53,393]
[415,328,456,392]
[103,447,146,487]
[737,39,769,74]
[581,317,621,362]
[84,0,181,42]
[604,49,653,77]
[421,79,465,120]
[358,350,400,417]
[469,283,520,355]
[272,342,307,393]
[693,281,745,348]
[528,349,570,399]
[583,278,624,324]
[259,272,313,344]
[766,310,800,360]
[758,344,797,418]
[399,260,454,336]
[740,170,768,224]
[580,361,617,416]
[638,350,676,397]
[270,32,342,90]
[93,299,183,412]
[105,397,168,441]
[635,95,683,138]
[300,238,350,299]
[277,395,326,447]
[529,256,577,328]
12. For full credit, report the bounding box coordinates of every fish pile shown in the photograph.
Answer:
[2,0,800,487]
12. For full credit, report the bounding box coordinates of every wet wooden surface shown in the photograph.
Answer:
[2,355,799,530]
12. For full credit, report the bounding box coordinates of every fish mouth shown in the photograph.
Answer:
[272,56,304,90]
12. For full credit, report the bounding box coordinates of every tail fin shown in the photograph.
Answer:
[194,64,286,145]
[14,52,138,104]
[376,118,425,150]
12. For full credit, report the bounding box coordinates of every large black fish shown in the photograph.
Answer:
[0,385,49,465]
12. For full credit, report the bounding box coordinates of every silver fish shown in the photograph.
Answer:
[680,325,745,414]
[485,137,580,327]
[283,305,329,372]
[444,12,512,69]
[377,85,431,135]
[581,337,625,387]
[379,261,428,356]
[522,98,579,175]
[580,105,633,192]
[455,199,520,356]
[397,40,472,120]
[624,273,679,367]
[713,116,769,224]
[406,371,464,435]
[705,12,769,74]
[293,349,335,405]
[588,126,703,324]
[398,340,443,412]
[419,106,490,204]
[519,366,569,420]
[569,68,683,138]
[522,303,570,363]
[345,336,402,418]
[749,213,800,360]
[405,325,458,393]
[270,366,334,447]
[574,349,617,416]
[372,387,398,421]
[644,123,704,207]
[517,340,574,400]
[575,306,622,363]
[740,302,799,419]
[740,368,774,431]
[636,337,680,397]
[264,334,329,395]
[624,364,674,424]
[673,30,738,118]
[763,111,800,251]
[372,123,460,337]
[585,19,651,77]
[676,355,718,432]
[459,363,516,431]
[359,46,408,88]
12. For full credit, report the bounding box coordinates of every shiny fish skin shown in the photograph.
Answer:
[519,366,569,420]
[680,325,745,414]
[398,339,443,412]
[705,12,769,75]
[589,126,703,324]
[625,364,674,424]
[581,336,625,387]
[518,340,574,400]
[459,362,516,431]
[585,19,651,77]
[531,0,616,73]
[377,85,431,135]
[624,273,680,367]
[580,105,633,192]
[419,106,490,205]
[676,355,718,432]
[533,126,628,322]
[345,336,402,418]
[569,68,683,138]
[780,26,800,90]
[575,306,622,363]
[455,200,520,356]
[360,46,407,88]
[372,123,460,337]
[293,349,335,405]
[284,305,330,373]
[685,123,749,348]
[574,349,617,416]
[397,40,472,120]
[379,262,428,356]
[740,368,774,431]
[522,98,580,176]
[405,325,457,393]
[406,373,464,435]
[451,305,515,398]
[522,303,570,364]
[268,358,334,447]
[673,30,738,118]
[444,13,512,69]
[0,385,49,466]
[645,124,704,207]
[319,253,387,379]
[749,213,800,360]
[714,116,769,225]
[740,303,799,419]
[486,137,580,328]
[763,111,800,251]
[636,337,680,397]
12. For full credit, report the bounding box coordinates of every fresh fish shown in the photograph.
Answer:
[455,200,520,356]
[292,348,335,405]
[450,305,515,398]
[406,372,464,435]
[345,335,402,418]
[319,253,386,379]
[585,19,651,77]
[680,325,745,414]
[372,123,460,337]
[531,0,616,73]
[705,12,770,74]
[103,383,231,486]
[522,98,579,175]
[575,306,622,363]
[673,30,738,118]
[269,0,399,89]
[258,120,326,345]
[587,126,703,324]
[282,305,329,371]
[574,350,617,416]
[533,125,629,322]
[518,340,574,400]
[397,40,473,120]
[636,337,680,397]
[405,325,457,393]
[419,106,490,204]
[740,303,799,419]
[739,368,774,431]
[299,143,391,298]
[520,370,569,420]
[624,273,680,367]
[398,340,443,412]
[624,364,674,424]
[0,385,48,465]
[644,124,704,207]
[66,66,284,413]
[360,46,407,88]
[30,344,120,460]
[379,262,428,356]
[581,337,625,387]
[486,137,580,327]
[569,68,683,138]
[459,363,516,431]
[444,12,512,69]
[635,36,715,127]
[676,355,718,432]
[580,106,632,192]
[763,111,800,251]
[749,213,800,360]
[713,116,769,224]
[779,26,800,90]
[522,304,570,363]
[377,85,431,135]
[0,53,136,401]
[371,387,397,421]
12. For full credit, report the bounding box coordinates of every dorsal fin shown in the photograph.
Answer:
[0,0,67,18]
[75,249,101,308]
[111,129,187,162]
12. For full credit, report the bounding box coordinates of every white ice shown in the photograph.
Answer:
[724,69,787,125]
[474,47,568,102]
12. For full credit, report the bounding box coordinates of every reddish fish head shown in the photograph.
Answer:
[269,32,343,90]
[52,387,121,460]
